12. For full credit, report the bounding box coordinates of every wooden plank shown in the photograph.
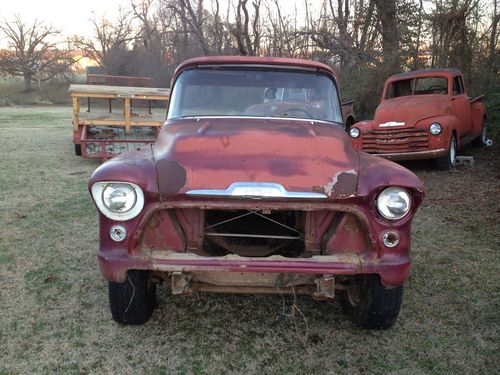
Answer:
[77,119,164,127]
[71,93,169,100]
[124,98,131,132]
[72,97,79,131]
[68,84,170,99]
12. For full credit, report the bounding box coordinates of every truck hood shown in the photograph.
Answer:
[153,117,360,199]
[373,95,451,128]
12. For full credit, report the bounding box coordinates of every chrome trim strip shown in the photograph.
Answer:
[175,115,338,126]
[379,121,406,127]
[186,182,327,199]
[375,149,446,157]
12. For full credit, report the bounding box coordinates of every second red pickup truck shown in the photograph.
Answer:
[350,69,487,169]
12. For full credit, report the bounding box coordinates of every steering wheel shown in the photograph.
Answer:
[427,84,447,93]
[280,107,313,118]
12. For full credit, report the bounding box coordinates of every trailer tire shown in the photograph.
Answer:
[109,270,156,325]
[74,144,82,156]
[338,275,403,330]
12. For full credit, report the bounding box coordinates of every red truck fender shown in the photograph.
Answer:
[415,114,459,149]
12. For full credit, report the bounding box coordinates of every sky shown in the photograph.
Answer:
[1,0,132,40]
[1,0,309,44]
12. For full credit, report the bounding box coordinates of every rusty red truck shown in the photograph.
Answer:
[89,56,424,329]
[349,69,487,169]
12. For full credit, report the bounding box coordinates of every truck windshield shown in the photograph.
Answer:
[385,76,448,99]
[168,67,343,123]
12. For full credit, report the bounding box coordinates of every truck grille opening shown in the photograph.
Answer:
[203,210,305,257]
[361,128,429,153]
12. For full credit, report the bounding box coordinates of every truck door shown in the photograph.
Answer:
[451,75,472,137]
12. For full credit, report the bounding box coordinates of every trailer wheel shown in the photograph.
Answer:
[338,275,403,329]
[472,120,487,147]
[74,144,82,156]
[435,134,457,170]
[109,270,156,325]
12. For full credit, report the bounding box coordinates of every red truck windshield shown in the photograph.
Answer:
[385,76,448,99]
[168,67,343,123]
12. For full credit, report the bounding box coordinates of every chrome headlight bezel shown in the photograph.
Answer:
[350,127,360,138]
[429,122,442,135]
[376,187,411,220]
[91,181,145,221]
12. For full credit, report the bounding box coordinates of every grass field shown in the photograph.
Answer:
[0,105,498,374]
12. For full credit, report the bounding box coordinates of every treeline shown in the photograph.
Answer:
[1,0,499,118]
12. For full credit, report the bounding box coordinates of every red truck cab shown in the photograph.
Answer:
[350,69,487,169]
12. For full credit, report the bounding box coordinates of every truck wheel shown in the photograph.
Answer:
[108,270,156,325]
[74,144,82,156]
[472,121,487,147]
[435,134,457,170]
[338,275,403,329]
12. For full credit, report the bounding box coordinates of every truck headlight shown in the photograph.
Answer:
[376,187,411,220]
[350,127,360,138]
[91,182,144,221]
[429,123,442,135]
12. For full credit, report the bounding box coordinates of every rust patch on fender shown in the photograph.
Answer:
[321,169,358,199]
[157,160,187,194]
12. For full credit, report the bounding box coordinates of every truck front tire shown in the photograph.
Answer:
[109,270,156,325]
[338,274,403,330]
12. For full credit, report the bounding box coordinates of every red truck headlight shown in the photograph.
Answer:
[91,182,144,221]
[429,123,442,135]
[376,187,411,220]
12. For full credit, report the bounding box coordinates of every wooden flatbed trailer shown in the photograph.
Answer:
[69,84,170,159]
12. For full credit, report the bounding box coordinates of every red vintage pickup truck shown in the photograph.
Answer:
[350,69,487,169]
[89,56,424,329]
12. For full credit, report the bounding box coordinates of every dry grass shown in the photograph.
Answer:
[0,105,498,374]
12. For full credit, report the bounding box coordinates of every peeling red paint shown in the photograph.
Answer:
[156,159,187,195]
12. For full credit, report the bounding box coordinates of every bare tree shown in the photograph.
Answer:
[0,15,74,91]
[373,0,400,72]
[72,11,134,74]
[165,0,211,55]
[232,0,262,55]
[488,0,499,71]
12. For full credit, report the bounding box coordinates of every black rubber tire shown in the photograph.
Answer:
[338,275,403,330]
[108,270,156,325]
[435,134,457,170]
[472,120,487,147]
[74,144,82,156]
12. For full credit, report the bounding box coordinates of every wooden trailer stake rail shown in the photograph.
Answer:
[69,84,170,159]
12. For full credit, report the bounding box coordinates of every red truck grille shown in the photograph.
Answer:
[361,128,429,153]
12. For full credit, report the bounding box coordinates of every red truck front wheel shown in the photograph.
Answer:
[109,270,156,325]
[338,275,403,330]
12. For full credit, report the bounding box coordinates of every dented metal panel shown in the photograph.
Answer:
[154,118,359,198]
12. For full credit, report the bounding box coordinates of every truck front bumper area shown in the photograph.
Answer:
[374,148,447,161]
[98,249,410,287]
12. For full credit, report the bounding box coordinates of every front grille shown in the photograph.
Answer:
[361,128,429,153]
[203,210,305,257]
